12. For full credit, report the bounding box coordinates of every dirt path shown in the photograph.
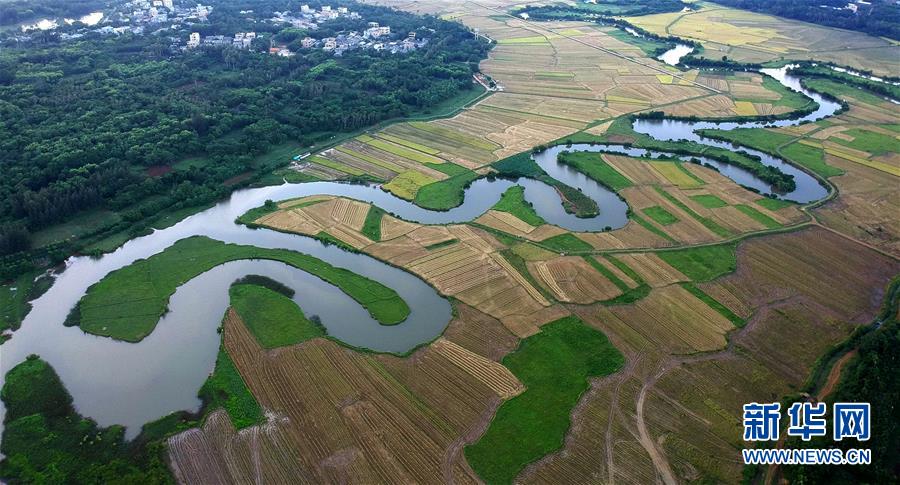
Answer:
[818,350,857,401]
[635,364,678,485]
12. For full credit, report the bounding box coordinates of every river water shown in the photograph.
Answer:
[0,43,843,439]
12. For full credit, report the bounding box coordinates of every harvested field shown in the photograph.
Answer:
[614,253,688,287]
[382,170,438,200]
[431,338,525,399]
[528,256,622,303]
[255,197,556,336]
[170,304,508,484]
[627,5,899,75]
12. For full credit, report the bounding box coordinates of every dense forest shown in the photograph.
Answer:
[716,0,900,40]
[0,0,489,270]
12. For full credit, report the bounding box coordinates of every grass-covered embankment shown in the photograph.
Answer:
[73,236,410,342]
[556,151,633,191]
[465,316,624,484]
[229,283,324,349]
[492,186,546,226]
[199,344,264,430]
[0,271,52,336]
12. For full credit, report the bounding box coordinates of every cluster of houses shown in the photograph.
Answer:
[272,4,362,30]
[266,26,427,57]
[187,31,256,49]
[184,4,430,58]
[124,0,211,25]
[6,0,429,59]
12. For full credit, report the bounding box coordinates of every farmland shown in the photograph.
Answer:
[465,316,624,484]
[168,301,524,483]
[626,4,900,76]
[523,229,900,483]
[698,75,900,256]
[5,0,900,483]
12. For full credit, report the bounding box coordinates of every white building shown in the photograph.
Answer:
[365,26,390,38]
[323,37,337,50]
[187,32,200,47]
[301,37,316,48]
[162,0,174,10]
[300,5,312,14]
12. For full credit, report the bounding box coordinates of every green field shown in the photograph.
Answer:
[832,128,900,156]
[465,316,624,484]
[804,78,888,107]
[735,204,780,229]
[358,136,445,165]
[642,206,679,226]
[413,171,479,210]
[408,121,499,151]
[493,186,546,226]
[630,213,677,243]
[362,206,385,241]
[425,162,471,177]
[425,238,460,251]
[755,197,795,211]
[309,155,366,177]
[654,187,732,238]
[335,146,406,173]
[557,152,633,191]
[780,142,843,178]
[229,284,324,349]
[657,243,737,282]
[585,256,629,292]
[75,236,410,342]
[540,233,594,253]
[760,75,816,110]
[375,134,441,155]
[690,194,728,208]
[598,255,652,305]
[698,127,793,154]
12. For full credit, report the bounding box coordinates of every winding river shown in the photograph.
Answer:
[0,43,846,439]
